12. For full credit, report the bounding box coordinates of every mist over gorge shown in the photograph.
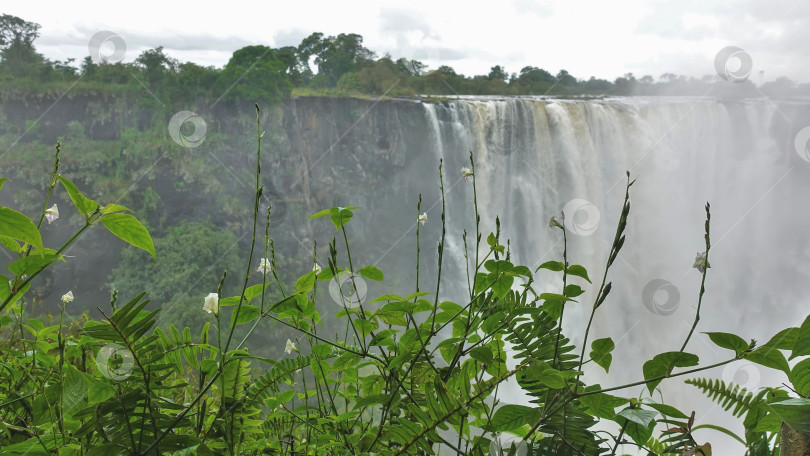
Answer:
[283,93,810,350]
[3,10,810,452]
[285,94,810,406]
[7,93,809,389]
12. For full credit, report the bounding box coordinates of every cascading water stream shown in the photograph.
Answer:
[412,95,810,453]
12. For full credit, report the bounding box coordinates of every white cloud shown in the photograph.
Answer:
[4,0,809,81]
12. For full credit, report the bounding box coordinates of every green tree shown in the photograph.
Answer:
[49,57,76,78]
[421,65,466,93]
[488,64,507,81]
[583,76,613,92]
[304,32,375,86]
[134,46,177,86]
[110,221,243,328]
[436,65,458,76]
[761,76,797,97]
[214,45,292,105]
[614,72,637,95]
[92,61,137,84]
[80,55,96,77]
[275,45,307,86]
[0,14,39,53]
[556,69,577,86]
[174,61,219,103]
[336,71,362,93]
[297,32,326,66]
[354,57,400,94]
[396,57,426,76]
[514,66,556,93]
[0,14,44,76]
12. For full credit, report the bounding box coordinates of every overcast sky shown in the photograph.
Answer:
[5,0,810,83]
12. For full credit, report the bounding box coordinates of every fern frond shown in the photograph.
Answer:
[509,309,578,368]
[531,391,606,455]
[222,357,252,402]
[385,363,527,455]
[507,308,579,405]
[503,307,604,455]
[247,355,314,403]
[685,378,757,418]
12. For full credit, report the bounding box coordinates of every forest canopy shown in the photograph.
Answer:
[2,13,809,103]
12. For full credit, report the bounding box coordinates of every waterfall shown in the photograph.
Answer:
[285,94,808,452]
[405,95,810,452]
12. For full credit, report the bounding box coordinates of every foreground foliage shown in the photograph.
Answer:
[1,107,809,455]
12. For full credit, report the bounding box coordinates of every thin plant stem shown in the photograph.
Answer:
[553,217,568,367]
[611,419,629,456]
[33,142,61,232]
[469,151,481,300]
[575,172,634,392]
[415,194,422,298]
[429,159,446,334]
[223,104,264,356]
[679,203,711,354]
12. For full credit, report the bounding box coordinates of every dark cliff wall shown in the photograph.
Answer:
[0,94,446,315]
[274,97,445,301]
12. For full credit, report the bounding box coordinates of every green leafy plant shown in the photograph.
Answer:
[1,142,155,317]
[1,107,808,456]
[685,315,810,454]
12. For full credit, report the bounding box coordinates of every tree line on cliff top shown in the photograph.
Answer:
[2,13,809,103]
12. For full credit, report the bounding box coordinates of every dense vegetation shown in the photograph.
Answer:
[1,13,809,106]
[2,15,810,454]
[1,115,809,455]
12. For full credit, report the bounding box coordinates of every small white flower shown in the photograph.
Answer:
[461,167,473,182]
[418,212,428,226]
[549,216,563,229]
[285,339,297,354]
[61,291,74,304]
[203,292,219,315]
[257,258,271,274]
[693,252,710,274]
[313,262,322,275]
[45,204,59,224]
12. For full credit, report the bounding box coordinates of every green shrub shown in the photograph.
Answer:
[1,112,808,456]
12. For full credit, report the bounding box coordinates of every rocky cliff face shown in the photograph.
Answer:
[270,97,451,306]
[0,94,447,317]
[6,94,810,346]
[276,96,434,230]
[278,96,810,455]
[4,93,810,452]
